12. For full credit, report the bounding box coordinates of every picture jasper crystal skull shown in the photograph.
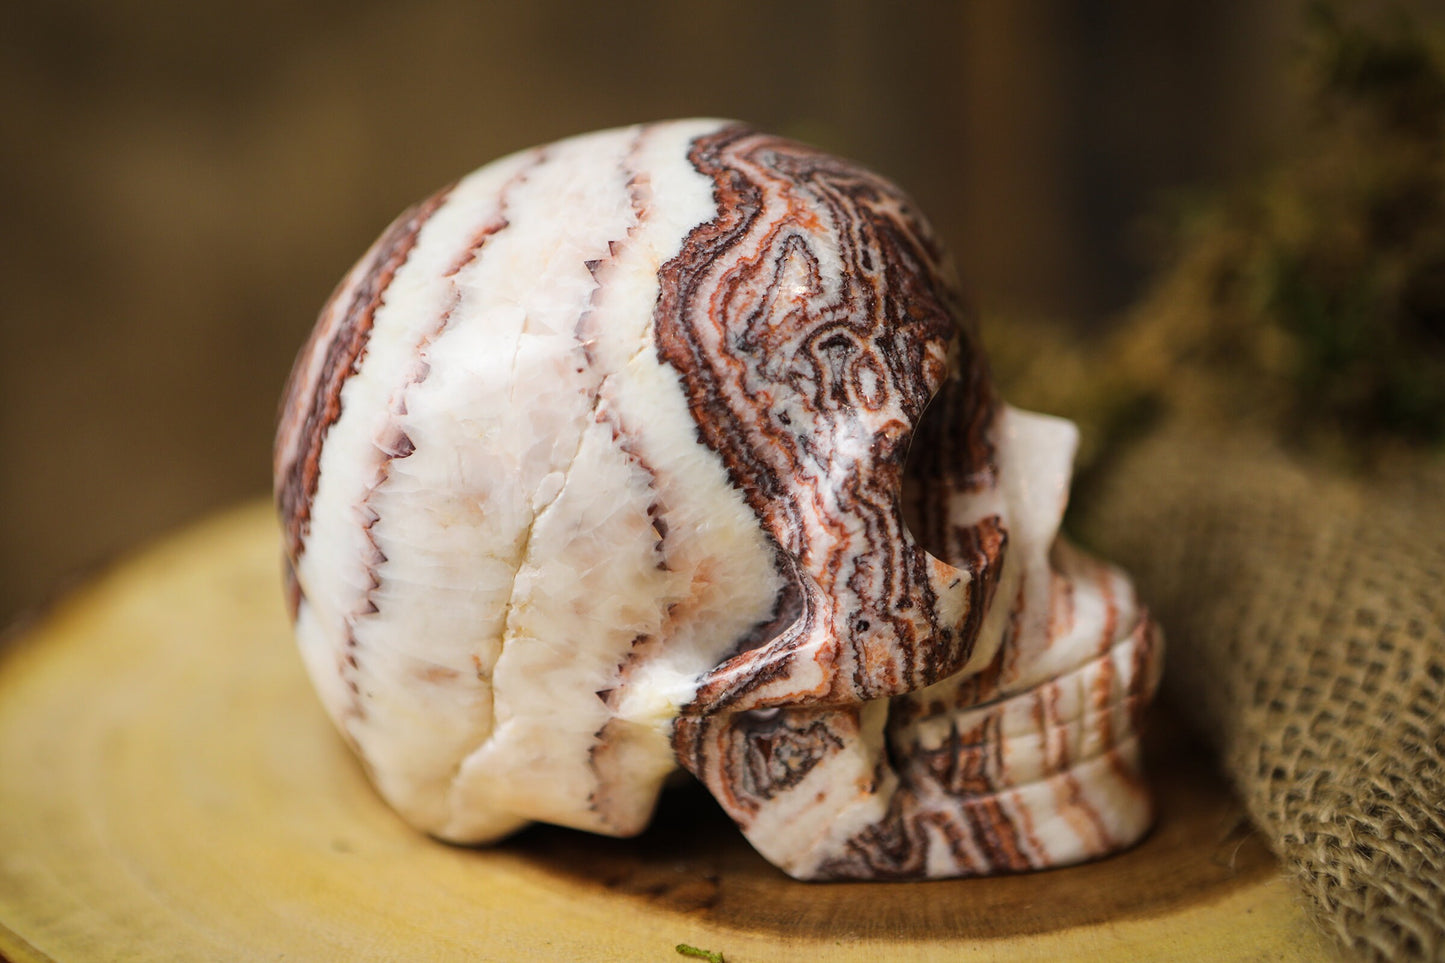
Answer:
[275,119,1162,880]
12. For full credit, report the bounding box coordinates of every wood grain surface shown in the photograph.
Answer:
[0,503,1342,961]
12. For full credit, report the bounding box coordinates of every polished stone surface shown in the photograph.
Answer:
[275,120,1161,880]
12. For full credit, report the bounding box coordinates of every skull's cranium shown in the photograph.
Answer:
[275,119,1162,880]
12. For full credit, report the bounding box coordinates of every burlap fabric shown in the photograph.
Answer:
[1075,421,1445,961]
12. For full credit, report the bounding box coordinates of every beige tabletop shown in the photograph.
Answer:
[0,503,1344,961]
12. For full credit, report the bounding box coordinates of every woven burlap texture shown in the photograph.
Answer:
[1076,424,1445,961]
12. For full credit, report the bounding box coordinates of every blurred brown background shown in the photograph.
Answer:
[0,0,1302,629]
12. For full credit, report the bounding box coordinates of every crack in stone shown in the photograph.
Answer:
[441,338,610,829]
[442,135,649,829]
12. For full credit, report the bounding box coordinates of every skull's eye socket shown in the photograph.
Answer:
[900,391,954,562]
[726,554,806,660]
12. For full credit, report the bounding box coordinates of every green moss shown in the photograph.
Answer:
[1098,1,1445,457]
[989,3,1445,472]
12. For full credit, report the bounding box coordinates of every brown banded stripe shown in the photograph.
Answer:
[655,125,1002,717]
[658,125,1156,879]
[274,187,454,606]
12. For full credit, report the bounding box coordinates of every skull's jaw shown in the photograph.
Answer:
[675,558,1162,881]
[674,408,1165,880]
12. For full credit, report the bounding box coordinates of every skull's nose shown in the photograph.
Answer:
[919,550,980,638]
[682,516,1006,718]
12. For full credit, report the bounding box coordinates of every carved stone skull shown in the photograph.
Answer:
[275,119,1162,880]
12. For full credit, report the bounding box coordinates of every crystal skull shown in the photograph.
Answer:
[274,119,1162,880]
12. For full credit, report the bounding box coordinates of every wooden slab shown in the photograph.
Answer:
[0,502,1341,962]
